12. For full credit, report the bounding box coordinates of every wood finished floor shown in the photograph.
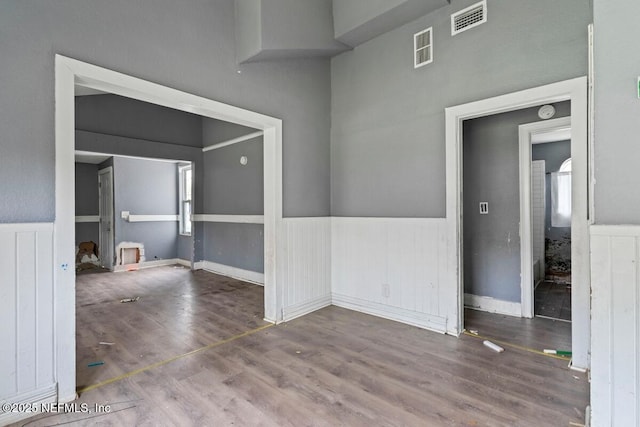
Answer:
[534,281,572,321]
[14,266,588,426]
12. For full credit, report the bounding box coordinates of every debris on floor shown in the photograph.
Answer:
[543,349,572,356]
[468,329,479,335]
[87,361,105,367]
[483,340,504,353]
[99,341,115,346]
[120,297,140,303]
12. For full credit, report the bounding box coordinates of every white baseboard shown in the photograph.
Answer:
[464,293,522,317]
[0,383,57,425]
[176,258,192,268]
[282,295,332,322]
[199,260,264,286]
[113,258,188,272]
[332,293,447,333]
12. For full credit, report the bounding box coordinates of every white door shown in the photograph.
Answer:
[98,166,114,270]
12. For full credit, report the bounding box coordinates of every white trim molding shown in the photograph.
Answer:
[126,214,179,222]
[0,383,58,425]
[199,260,264,286]
[518,117,571,318]
[445,77,590,368]
[75,215,99,223]
[282,295,332,322]
[333,293,447,333]
[192,214,264,224]
[202,131,264,152]
[112,258,189,272]
[55,55,282,401]
[464,293,522,317]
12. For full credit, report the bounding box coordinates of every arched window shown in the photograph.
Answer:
[552,157,572,227]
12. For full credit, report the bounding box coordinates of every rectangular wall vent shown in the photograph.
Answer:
[414,27,433,68]
[451,1,487,36]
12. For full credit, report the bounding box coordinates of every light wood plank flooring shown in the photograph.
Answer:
[14,267,588,426]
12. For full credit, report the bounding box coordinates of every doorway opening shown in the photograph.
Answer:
[520,118,573,322]
[445,77,590,370]
[55,55,283,402]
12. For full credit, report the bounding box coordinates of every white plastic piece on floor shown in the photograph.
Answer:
[483,340,504,353]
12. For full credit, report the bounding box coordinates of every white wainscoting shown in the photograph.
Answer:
[197,260,265,286]
[591,225,640,427]
[0,223,57,425]
[279,218,332,321]
[331,217,448,333]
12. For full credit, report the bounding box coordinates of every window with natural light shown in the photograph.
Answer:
[179,164,192,235]
[552,158,571,227]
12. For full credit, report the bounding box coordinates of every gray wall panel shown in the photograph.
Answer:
[0,0,331,222]
[331,0,591,217]
[113,157,179,261]
[593,0,640,224]
[203,223,264,273]
[463,103,569,302]
[202,137,264,215]
[76,95,202,147]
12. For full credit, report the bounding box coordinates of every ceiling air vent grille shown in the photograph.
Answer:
[414,27,433,68]
[451,1,487,36]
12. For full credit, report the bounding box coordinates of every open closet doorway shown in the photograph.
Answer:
[520,117,573,322]
[445,77,589,370]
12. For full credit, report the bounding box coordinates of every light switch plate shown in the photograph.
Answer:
[121,211,129,219]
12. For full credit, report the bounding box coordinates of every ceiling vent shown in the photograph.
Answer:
[451,1,487,36]
[414,27,433,68]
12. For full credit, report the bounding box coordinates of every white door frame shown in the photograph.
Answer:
[518,117,571,318]
[97,166,114,270]
[55,55,283,402]
[445,77,590,369]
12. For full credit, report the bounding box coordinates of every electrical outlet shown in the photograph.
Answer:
[479,202,489,214]
[121,211,130,219]
[382,283,390,298]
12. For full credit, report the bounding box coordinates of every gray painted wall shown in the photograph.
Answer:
[202,118,257,147]
[593,0,640,224]
[332,0,447,47]
[113,157,179,261]
[0,0,331,222]
[76,95,202,147]
[75,162,99,245]
[332,0,404,40]
[201,136,264,271]
[463,103,570,302]
[331,0,591,217]
[235,0,347,63]
[203,137,264,214]
[235,0,263,62]
[256,0,348,60]
[203,223,264,273]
